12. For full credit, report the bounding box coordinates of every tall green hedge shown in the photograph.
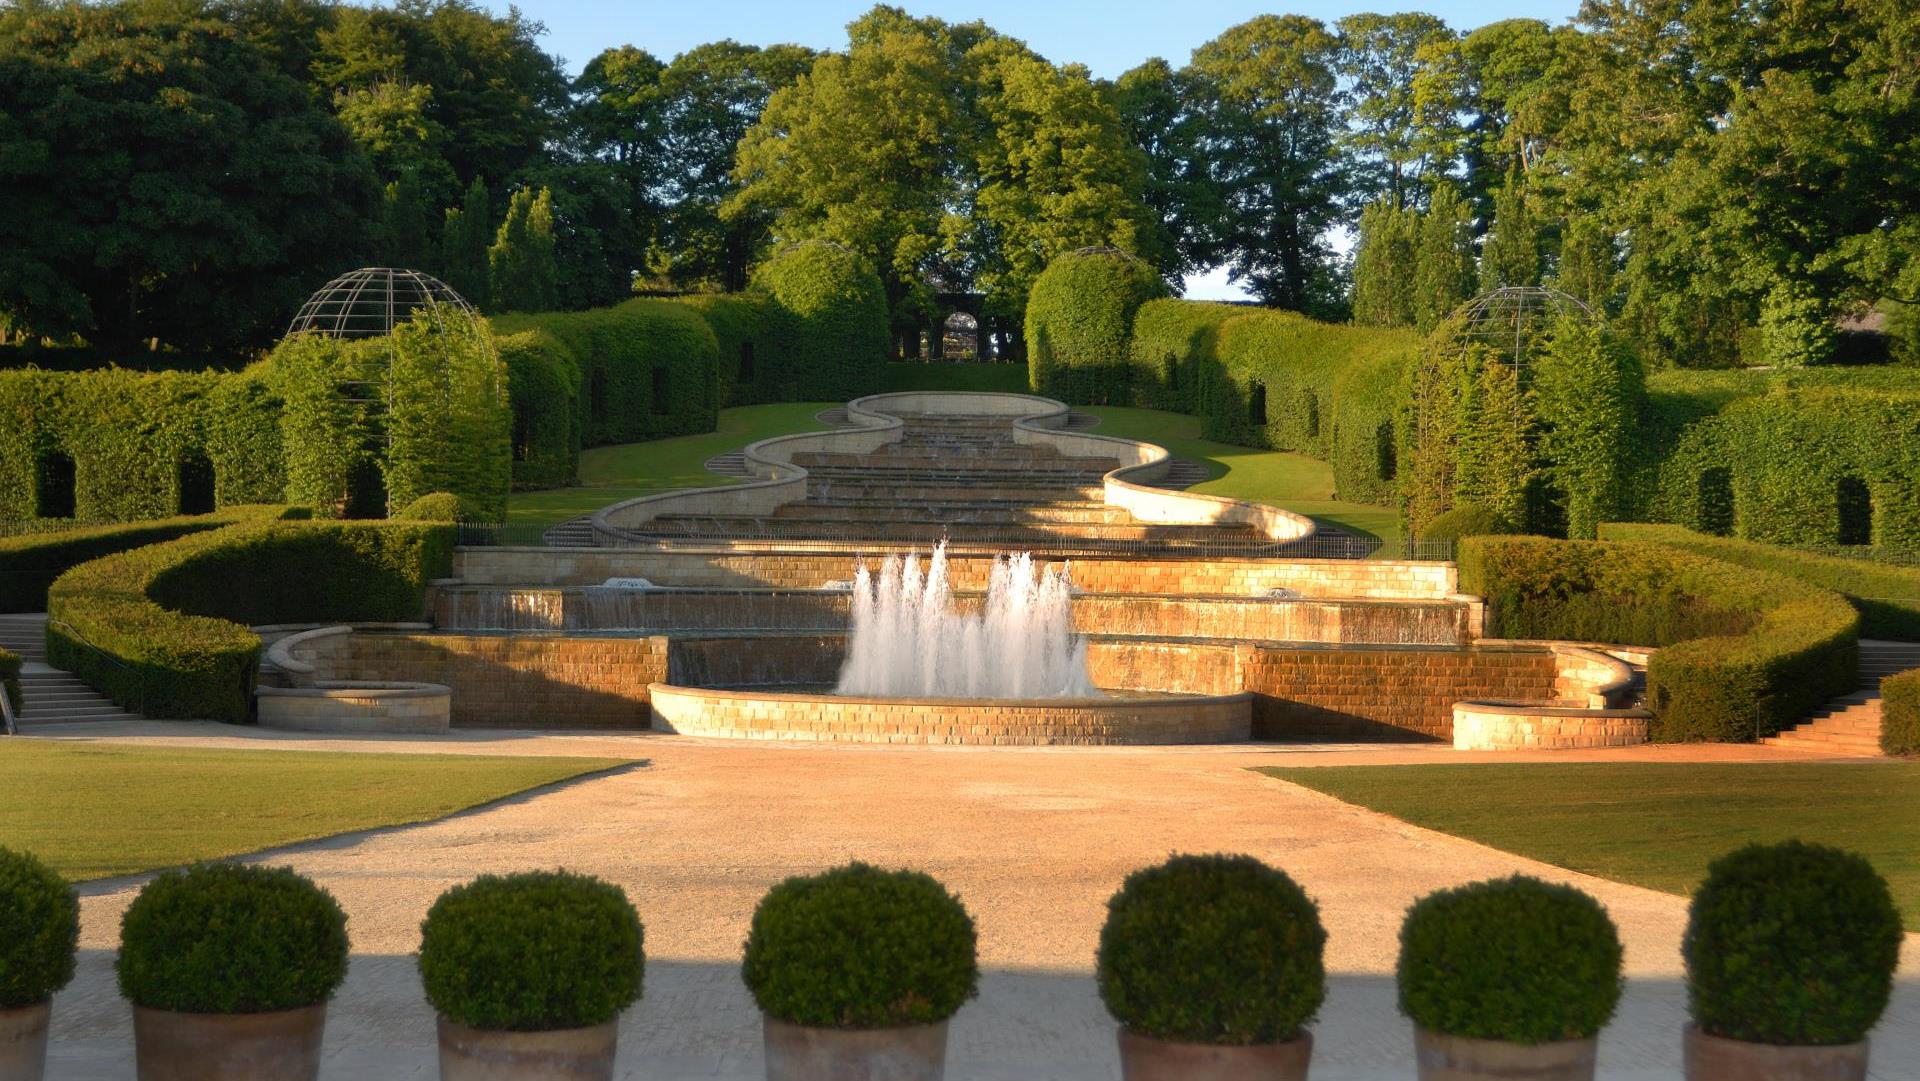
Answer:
[0,368,284,522]
[1459,536,1858,742]
[750,241,890,403]
[1204,312,1421,462]
[675,292,787,407]
[1881,669,1919,756]
[0,505,297,613]
[1600,524,1920,641]
[493,326,580,490]
[1125,299,1242,413]
[47,520,455,722]
[494,298,720,448]
[1025,248,1165,404]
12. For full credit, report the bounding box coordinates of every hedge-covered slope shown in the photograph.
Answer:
[47,520,455,722]
[1124,298,1241,413]
[1600,524,1920,641]
[0,506,298,613]
[0,369,284,522]
[1882,669,1919,756]
[493,299,720,449]
[1026,248,1165,405]
[1459,536,1858,742]
[751,241,890,403]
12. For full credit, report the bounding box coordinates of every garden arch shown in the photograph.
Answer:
[34,450,75,519]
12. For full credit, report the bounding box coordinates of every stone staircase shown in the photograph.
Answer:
[0,613,143,727]
[1761,640,1920,757]
[541,516,595,547]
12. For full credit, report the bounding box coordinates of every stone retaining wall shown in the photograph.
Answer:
[1452,703,1652,750]
[257,681,450,735]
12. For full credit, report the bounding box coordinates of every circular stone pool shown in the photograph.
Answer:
[646,683,1252,746]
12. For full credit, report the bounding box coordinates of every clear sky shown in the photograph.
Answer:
[489,1,1585,299]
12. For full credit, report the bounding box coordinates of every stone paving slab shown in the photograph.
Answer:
[29,728,1920,1079]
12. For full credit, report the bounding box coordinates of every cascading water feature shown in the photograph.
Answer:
[837,542,1100,699]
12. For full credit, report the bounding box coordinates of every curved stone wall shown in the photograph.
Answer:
[257,680,451,735]
[647,683,1252,746]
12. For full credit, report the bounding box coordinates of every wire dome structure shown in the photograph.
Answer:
[286,267,475,339]
[1452,285,1596,368]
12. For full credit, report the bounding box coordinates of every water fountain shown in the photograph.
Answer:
[838,544,1098,699]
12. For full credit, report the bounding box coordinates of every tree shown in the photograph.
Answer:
[1481,168,1540,288]
[488,187,558,313]
[1352,199,1417,326]
[1414,185,1475,330]
[440,178,492,308]
[1534,318,1639,537]
[1335,12,1455,209]
[0,2,378,352]
[1553,215,1613,313]
[1109,58,1220,282]
[1186,15,1349,315]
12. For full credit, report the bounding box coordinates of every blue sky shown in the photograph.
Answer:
[492,1,1585,298]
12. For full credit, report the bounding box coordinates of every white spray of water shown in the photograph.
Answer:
[836,542,1099,699]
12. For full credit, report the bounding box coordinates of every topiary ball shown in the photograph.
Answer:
[742,862,978,1029]
[419,871,644,1032]
[1397,876,1622,1044]
[117,863,348,1013]
[0,847,79,1008]
[1418,503,1517,544]
[1097,853,1326,1045]
[1684,841,1902,1046]
[393,491,469,523]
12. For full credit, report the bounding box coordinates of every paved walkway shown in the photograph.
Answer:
[31,727,1920,1080]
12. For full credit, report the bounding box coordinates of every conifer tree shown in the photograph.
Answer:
[1481,167,1541,288]
[1414,184,1475,330]
[1352,200,1419,326]
[487,186,558,313]
[440,178,492,309]
[1553,215,1613,313]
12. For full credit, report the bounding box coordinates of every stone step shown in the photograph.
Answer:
[772,502,1140,525]
[702,452,752,479]
[1150,460,1213,491]
[645,516,1261,544]
[541,517,595,548]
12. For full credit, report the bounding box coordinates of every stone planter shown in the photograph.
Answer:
[1414,1026,1597,1081]
[762,1015,948,1081]
[0,1003,51,1081]
[1684,1023,1868,1081]
[132,1003,326,1081]
[437,1017,618,1081]
[1117,1026,1313,1080]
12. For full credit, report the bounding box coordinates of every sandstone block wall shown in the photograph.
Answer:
[1240,645,1563,741]
[322,634,669,729]
[1452,705,1652,750]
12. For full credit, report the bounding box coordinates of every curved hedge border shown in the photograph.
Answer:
[1459,536,1858,742]
[1600,523,1920,641]
[1883,669,1919,757]
[47,519,455,722]
[750,241,890,404]
[1026,248,1165,405]
[0,505,297,614]
[0,369,284,523]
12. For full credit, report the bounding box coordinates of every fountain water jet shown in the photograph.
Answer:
[837,543,1099,699]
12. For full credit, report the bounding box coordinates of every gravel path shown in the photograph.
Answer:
[35,730,1920,1080]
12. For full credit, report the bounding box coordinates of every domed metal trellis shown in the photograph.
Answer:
[286,267,475,339]
[1452,285,1595,369]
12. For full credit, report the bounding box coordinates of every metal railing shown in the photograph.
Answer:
[457,522,1456,563]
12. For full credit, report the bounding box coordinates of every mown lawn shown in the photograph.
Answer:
[0,741,629,880]
[1261,762,1920,929]
[506,402,833,526]
[1084,406,1403,552]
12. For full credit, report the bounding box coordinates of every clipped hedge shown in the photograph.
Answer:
[0,367,285,523]
[494,298,720,448]
[419,871,644,1032]
[494,325,580,490]
[1126,298,1242,413]
[677,292,786,407]
[1026,248,1165,405]
[1419,503,1516,544]
[1683,842,1901,1046]
[1097,854,1325,1045]
[47,519,454,722]
[393,492,472,522]
[1397,876,1622,1045]
[1600,523,1920,641]
[750,241,890,403]
[118,863,349,1014]
[0,505,297,613]
[742,862,978,1029]
[1,645,21,717]
[0,847,79,1008]
[1458,536,1858,741]
[1882,669,1919,756]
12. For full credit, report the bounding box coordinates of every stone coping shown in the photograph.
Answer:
[589,390,1316,547]
[257,680,452,700]
[648,682,1252,710]
[1452,700,1653,719]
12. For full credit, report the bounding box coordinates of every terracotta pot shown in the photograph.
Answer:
[762,1015,948,1081]
[1117,1026,1313,1080]
[437,1016,618,1081]
[1684,1023,1868,1081]
[1414,1026,1597,1081]
[0,1002,50,1081]
[132,1003,326,1081]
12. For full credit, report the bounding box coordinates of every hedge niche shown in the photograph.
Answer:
[1026,247,1165,405]
[676,292,786,407]
[750,240,890,403]
[493,325,580,490]
[1125,299,1242,413]
[47,519,454,722]
[1458,536,1858,741]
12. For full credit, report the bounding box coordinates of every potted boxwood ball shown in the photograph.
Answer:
[742,862,978,1081]
[1398,876,1623,1081]
[117,863,348,1081]
[418,871,644,1081]
[0,847,79,1081]
[1097,854,1326,1081]
[1682,842,1902,1081]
